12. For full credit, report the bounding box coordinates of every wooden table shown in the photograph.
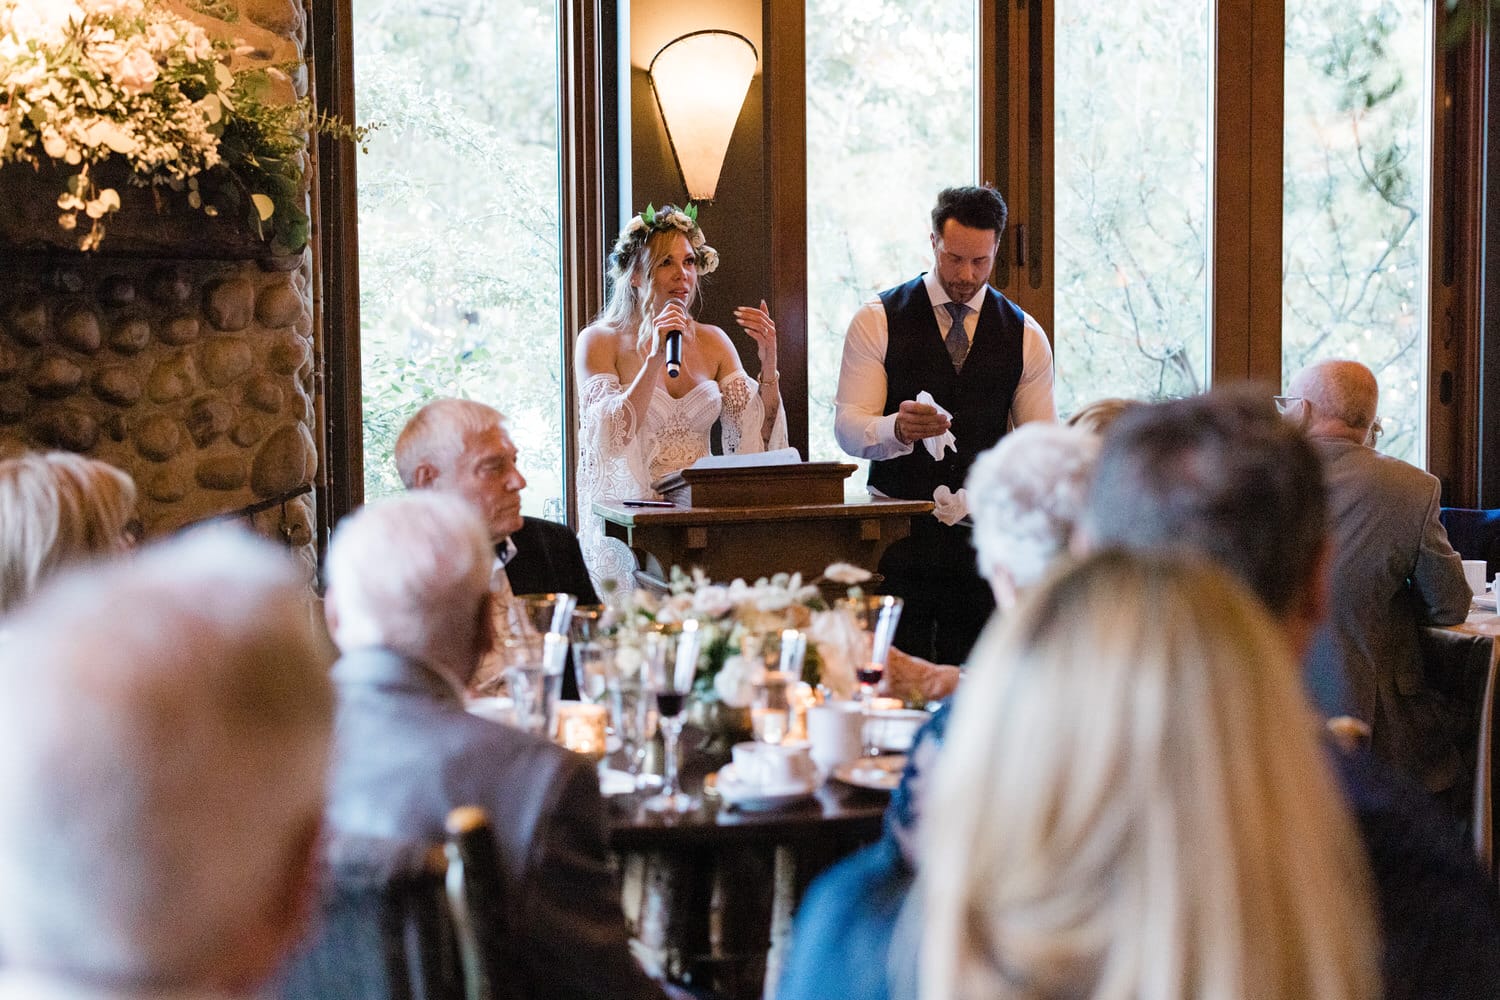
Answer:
[606,735,888,1000]
[595,498,933,586]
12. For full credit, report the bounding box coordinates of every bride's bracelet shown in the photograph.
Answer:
[759,370,780,390]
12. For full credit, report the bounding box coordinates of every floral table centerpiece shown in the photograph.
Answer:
[606,563,881,747]
[0,0,369,252]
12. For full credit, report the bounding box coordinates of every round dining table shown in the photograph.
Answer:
[606,730,891,1000]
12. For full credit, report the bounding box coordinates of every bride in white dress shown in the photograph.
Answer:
[575,204,787,593]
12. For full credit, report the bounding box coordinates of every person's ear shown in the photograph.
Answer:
[930,230,940,254]
[410,462,439,489]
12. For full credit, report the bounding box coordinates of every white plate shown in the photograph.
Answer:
[1474,593,1497,612]
[716,764,818,811]
[465,696,515,724]
[598,768,638,797]
[831,755,907,792]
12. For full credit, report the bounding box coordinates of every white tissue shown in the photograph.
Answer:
[915,391,956,460]
[932,486,969,526]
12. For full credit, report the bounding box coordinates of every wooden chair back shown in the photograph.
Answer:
[444,806,508,1000]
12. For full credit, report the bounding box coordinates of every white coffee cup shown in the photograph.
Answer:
[807,702,865,774]
[1462,559,1487,596]
[731,741,817,789]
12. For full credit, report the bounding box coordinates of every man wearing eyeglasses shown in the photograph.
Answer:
[1288,359,1472,797]
[833,185,1056,666]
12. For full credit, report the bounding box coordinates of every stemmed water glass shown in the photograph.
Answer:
[570,606,614,706]
[752,628,806,745]
[641,620,703,814]
[839,595,903,755]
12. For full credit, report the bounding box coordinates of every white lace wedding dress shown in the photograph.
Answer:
[578,370,788,594]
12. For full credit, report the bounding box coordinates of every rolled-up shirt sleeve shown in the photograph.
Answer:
[834,300,912,461]
[1009,314,1057,428]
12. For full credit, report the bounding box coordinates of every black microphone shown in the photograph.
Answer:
[665,328,683,379]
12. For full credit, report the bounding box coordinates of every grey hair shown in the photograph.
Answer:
[394,398,506,488]
[965,424,1100,590]
[0,529,332,987]
[324,491,493,674]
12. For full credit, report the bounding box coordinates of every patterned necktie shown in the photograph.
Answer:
[943,302,970,372]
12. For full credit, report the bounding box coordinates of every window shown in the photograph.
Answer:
[1282,0,1431,463]
[804,0,978,495]
[354,0,567,518]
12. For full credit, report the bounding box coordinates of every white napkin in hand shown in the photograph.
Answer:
[932,486,969,526]
[915,391,956,460]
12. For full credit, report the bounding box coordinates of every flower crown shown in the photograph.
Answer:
[610,202,720,276]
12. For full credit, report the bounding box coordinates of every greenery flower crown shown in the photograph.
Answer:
[609,202,720,276]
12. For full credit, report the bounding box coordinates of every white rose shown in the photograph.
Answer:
[692,584,733,619]
[110,45,159,93]
[698,246,720,274]
[713,654,760,708]
[626,215,647,235]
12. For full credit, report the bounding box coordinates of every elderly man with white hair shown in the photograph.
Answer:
[0,531,332,1000]
[322,490,675,1000]
[1289,358,1472,795]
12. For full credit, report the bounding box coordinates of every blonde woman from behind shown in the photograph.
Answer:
[919,549,1380,1000]
[0,451,137,615]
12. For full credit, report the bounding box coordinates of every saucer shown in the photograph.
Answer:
[716,764,818,811]
[1474,592,1496,612]
[831,754,907,792]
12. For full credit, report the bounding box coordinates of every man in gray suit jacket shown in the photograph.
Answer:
[1291,360,1472,793]
[322,491,672,1000]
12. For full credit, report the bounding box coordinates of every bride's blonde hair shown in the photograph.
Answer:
[919,549,1380,1000]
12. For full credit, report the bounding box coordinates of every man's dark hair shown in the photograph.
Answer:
[931,186,1008,237]
[1084,386,1327,617]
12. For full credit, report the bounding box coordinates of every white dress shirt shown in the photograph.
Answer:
[833,271,1056,462]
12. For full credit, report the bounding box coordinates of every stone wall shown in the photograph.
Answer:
[0,0,319,562]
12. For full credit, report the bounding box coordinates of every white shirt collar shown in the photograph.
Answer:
[922,270,988,313]
[495,536,518,568]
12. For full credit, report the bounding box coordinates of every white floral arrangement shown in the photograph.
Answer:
[610,201,719,276]
[0,0,367,252]
[606,562,878,708]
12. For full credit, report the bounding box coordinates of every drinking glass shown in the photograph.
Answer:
[839,595,903,755]
[515,592,579,635]
[609,670,658,788]
[570,607,614,705]
[503,631,569,735]
[641,620,703,813]
[753,670,795,745]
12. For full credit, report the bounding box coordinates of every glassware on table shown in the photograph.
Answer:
[751,629,806,745]
[569,606,615,706]
[609,669,658,788]
[641,620,703,814]
[500,632,569,736]
[839,595,904,755]
[515,592,579,635]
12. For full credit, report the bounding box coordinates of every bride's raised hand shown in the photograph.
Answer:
[647,298,693,359]
[733,299,778,377]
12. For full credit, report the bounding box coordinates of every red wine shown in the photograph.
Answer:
[655,692,686,717]
[856,666,883,686]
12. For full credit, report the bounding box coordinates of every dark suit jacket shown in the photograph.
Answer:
[326,648,667,1000]
[506,516,600,606]
[1306,438,1473,791]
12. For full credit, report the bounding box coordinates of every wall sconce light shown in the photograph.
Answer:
[649,30,758,202]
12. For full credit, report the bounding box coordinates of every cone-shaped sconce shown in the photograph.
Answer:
[649,31,758,202]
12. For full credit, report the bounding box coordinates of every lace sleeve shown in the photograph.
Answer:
[576,373,646,594]
[719,371,788,454]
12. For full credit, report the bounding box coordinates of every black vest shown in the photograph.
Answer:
[867,276,1026,501]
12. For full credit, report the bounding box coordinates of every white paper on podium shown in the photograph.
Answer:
[685,447,803,471]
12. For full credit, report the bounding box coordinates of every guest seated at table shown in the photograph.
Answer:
[396,397,598,694]
[0,530,332,1000]
[1085,387,1500,999]
[575,203,787,593]
[321,491,680,1000]
[780,423,1098,1000]
[0,449,136,615]
[1287,360,1472,797]
[883,422,1099,702]
[919,550,1380,1000]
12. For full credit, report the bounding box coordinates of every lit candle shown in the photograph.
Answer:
[555,702,608,760]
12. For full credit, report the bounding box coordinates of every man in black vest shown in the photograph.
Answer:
[395,398,599,697]
[834,186,1055,665]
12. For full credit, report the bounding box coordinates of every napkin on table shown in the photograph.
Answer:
[914,390,956,460]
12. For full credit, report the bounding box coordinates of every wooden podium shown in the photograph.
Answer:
[595,465,929,587]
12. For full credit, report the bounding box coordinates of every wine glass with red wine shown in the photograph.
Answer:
[641,620,703,814]
[839,595,904,755]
